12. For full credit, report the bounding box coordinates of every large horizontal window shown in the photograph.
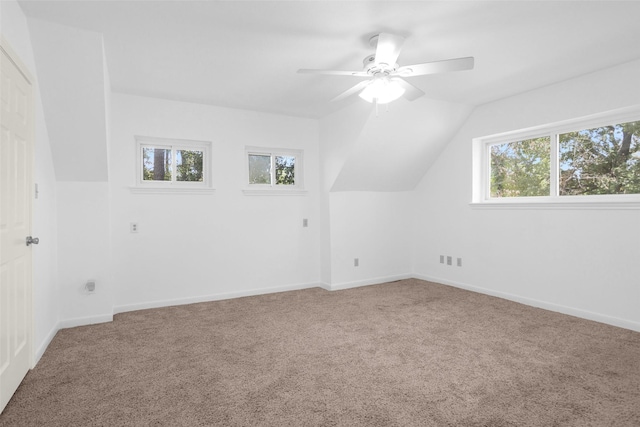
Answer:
[472,107,640,207]
[132,136,213,193]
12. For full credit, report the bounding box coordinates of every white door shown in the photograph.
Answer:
[0,39,34,413]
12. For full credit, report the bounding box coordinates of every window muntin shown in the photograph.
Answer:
[245,147,303,189]
[473,107,640,205]
[135,136,212,191]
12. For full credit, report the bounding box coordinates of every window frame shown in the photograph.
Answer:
[132,135,214,194]
[472,106,640,209]
[243,146,306,195]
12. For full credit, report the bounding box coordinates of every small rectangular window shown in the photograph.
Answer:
[245,147,303,192]
[134,136,213,193]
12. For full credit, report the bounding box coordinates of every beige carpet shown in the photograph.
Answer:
[2,279,639,426]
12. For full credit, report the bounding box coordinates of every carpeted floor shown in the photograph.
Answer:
[1,279,639,426]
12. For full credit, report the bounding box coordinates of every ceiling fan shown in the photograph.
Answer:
[298,33,474,105]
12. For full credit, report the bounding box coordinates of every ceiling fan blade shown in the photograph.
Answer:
[393,78,425,101]
[374,33,405,66]
[397,56,474,77]
[298,69,368,77]
[331,80,371,102]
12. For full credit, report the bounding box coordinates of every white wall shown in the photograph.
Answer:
[56,182,113,326]
[413,59,640,331]
[23,17,115,327]
[318,102,413,289]
[109,93,321,311]
[318,102,372,284]
[31,93,58,361]
[328,191,412,288]
[1,0,59,361]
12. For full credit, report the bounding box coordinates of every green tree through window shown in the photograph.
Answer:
[490,137,551,197]
[559,121,640,195]
[176,150,203,182]
[275,156,295,185]
[143,147,171,181]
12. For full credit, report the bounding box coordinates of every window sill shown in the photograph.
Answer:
[470,199,640,210]
[242,188,307,196]
[129,186,215,195]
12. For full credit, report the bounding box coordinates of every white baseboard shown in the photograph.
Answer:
[324,273,412,292]
[113,281,321,315]
[57,314,113,330]
[34,314,113,367]
[414,273,640,332]
[34,323,59,366]
[318,282,332,291]
[114,276,413,314]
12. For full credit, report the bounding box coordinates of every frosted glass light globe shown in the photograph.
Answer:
[358,77,405,104]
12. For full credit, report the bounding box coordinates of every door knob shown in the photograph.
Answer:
[26,236,39,246]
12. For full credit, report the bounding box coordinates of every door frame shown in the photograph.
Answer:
[1,34,36,372]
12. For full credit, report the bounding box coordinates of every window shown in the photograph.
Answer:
[559,122,640,196]
[244,146,304,194]
[133,136,213,193]
[490,137,551,198]
[473,107,640,207]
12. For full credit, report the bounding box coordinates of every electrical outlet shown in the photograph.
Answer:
[457,257,462,267]
[447,256,452,266]
[130,223,138,233]
[439,255,445,264]
[302,218,308,227]
[85,280,96,293]
[354,258,359,267]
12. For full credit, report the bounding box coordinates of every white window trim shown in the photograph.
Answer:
[131,135,214,194]
[471,105,640,209]
[243,146,306,195]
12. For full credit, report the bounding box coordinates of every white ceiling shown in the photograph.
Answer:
[17,1,640,119]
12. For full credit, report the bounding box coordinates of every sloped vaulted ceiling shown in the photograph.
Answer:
[331,98,474,192]
[28,17,109,182]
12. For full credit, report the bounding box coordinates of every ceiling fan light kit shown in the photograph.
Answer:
[358,76,405,104]
[298,32,474,106]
